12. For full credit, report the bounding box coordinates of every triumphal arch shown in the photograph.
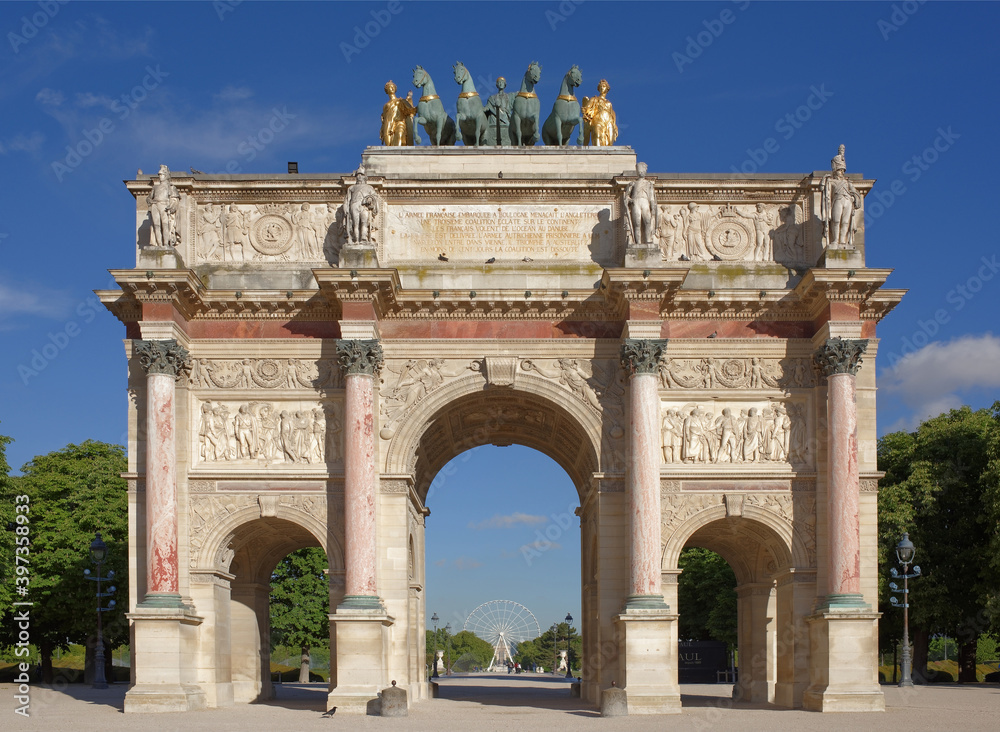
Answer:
[100,130,901,714]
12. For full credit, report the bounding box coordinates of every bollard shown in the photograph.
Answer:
[601,680,628,717]
[570,682,581,698]
[380,680,407,717]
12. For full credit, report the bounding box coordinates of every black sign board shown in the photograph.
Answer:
[678,641,729,683]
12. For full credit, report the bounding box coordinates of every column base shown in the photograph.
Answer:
[814,593,870,612]
[624,593,669,611]
[136,592,189,610]
[125,605,205,713]
[338,594,386,611]
[327,606,394,714]
[124,684,207,713]
[802,609,884,713]
[614,609,681,714]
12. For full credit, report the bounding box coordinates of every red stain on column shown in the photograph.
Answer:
[146,372,179,594]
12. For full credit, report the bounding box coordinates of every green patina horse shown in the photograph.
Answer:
[542,65,583,146]
[453,62,487,147]
[510,61,542,146]
[412,65,456,146]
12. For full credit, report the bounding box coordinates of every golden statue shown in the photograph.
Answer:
[581,79,618,146]
[380,80,418,146]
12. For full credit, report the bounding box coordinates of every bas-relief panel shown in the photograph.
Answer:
[192,202,343,265]
[192,398,342,468]
[660,399,811,467]
[659,356,813,390]
[657,202,807,265]
[189,357,343,390]
[382,204,617,265]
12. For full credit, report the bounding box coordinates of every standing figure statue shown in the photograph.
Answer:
[680,202,712,260]
[147,164,180,248]
[342,166,380,245]
[453,62,487,147]
[623,162,658,246]
[736,203,775,261]
[485,77,512,146]
[821,144,863,248]
[510,61,542,146]
[412,65,456,146]
[379,80,417,146]
[580,79,618,146]
[542,65,583,146]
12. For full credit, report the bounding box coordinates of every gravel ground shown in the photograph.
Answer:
[4,673,998,731]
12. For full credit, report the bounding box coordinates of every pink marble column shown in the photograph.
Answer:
[621,339,669,609]
[135,339,189,606]
[814,338,868,608]
[336,340,385,610]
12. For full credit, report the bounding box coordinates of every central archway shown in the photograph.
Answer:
[384,375,614,704]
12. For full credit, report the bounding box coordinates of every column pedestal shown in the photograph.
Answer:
[802,610,884,712]
[613,610,681,714]
[125,606,206,713]
[327,608,394,714]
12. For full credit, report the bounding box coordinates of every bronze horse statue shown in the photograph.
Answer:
[412,65,456,146]
[510,61,542,146]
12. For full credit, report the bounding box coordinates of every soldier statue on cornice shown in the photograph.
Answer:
[147,164,180,248]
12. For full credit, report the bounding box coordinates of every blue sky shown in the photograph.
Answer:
[1,1,998,629]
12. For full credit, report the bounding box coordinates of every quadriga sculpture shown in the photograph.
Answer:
[542,65,583,146]
[510,61,542,146]
[453,61,487,147]
[412,65,456,146]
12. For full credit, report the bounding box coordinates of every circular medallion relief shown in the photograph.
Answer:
[707,219,753,261]
[250,214,293,256]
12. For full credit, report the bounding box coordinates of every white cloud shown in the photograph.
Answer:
[880,333,1000,425]
[214,85,254,103]
[0,279,75,322]
[468,512,548,530]
[0,132,45,155]
[522,539,561,552]
[452,557,483,570]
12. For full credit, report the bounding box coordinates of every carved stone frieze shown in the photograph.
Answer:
[658,202,805,264]
[660,399,805,466]
[127,477,146,495]
[188,357,343,390]
[336,339,384,376]
[196,201,338,264]
[859,478,879,493]
[661,493,724,537]
[621,339,669,375]
[379,359,478,434]
[380,479,410,494]
[814,337,868,377]
[661,479,681,493]
[135,339,191,379]
[659,356,813,390]
[194,398,342,467]
[189,480,216,493]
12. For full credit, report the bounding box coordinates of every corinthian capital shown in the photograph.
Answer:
[813,337,868,377]
[134,339,191,379]
[620,338,668,375]
[336,339,384,376]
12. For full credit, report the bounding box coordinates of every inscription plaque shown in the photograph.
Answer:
[383,204,615,264]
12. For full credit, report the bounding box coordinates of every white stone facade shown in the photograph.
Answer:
[100,146,901,714]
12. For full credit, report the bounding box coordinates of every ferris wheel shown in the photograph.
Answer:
[464,600,541,672]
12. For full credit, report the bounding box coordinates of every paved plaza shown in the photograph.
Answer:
[6,674,997,731]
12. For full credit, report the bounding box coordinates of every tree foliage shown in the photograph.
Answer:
[514,622,581,672]
[269,547,329,682]
[0,441,128,682]
[0,427,14,616]
[877,403,1000,682]
[677,547,738,649]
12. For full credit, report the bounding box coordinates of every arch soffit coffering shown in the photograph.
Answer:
[384,373,605,502]
[661,503,806,579]
[195,502,345,578]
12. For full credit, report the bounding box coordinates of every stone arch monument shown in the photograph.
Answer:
[100,143,901,714]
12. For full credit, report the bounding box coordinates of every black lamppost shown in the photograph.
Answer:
[564,613,574,678]
[84,533,116,689]
[431,612,440,678]
[550,623,558,675]
[444,623,452,676]
[890,533,921,688]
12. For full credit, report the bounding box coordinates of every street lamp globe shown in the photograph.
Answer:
[90,533,108,563]
[896,533,915,565]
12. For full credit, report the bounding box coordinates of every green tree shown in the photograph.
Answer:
[677,547,738,649]
[448,630,494,670]
[877,404,1000,683]
[514,623,580,673]
[1,441,128,682]
[269,547,329,682]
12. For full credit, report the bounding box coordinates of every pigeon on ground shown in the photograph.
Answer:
[522,256,533,262]
[707,331,717,338]
[485,257,496,264]
[438,253,449,262]
[712,254,722,261]
[190,167,204,174]
[679,254,690,262]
